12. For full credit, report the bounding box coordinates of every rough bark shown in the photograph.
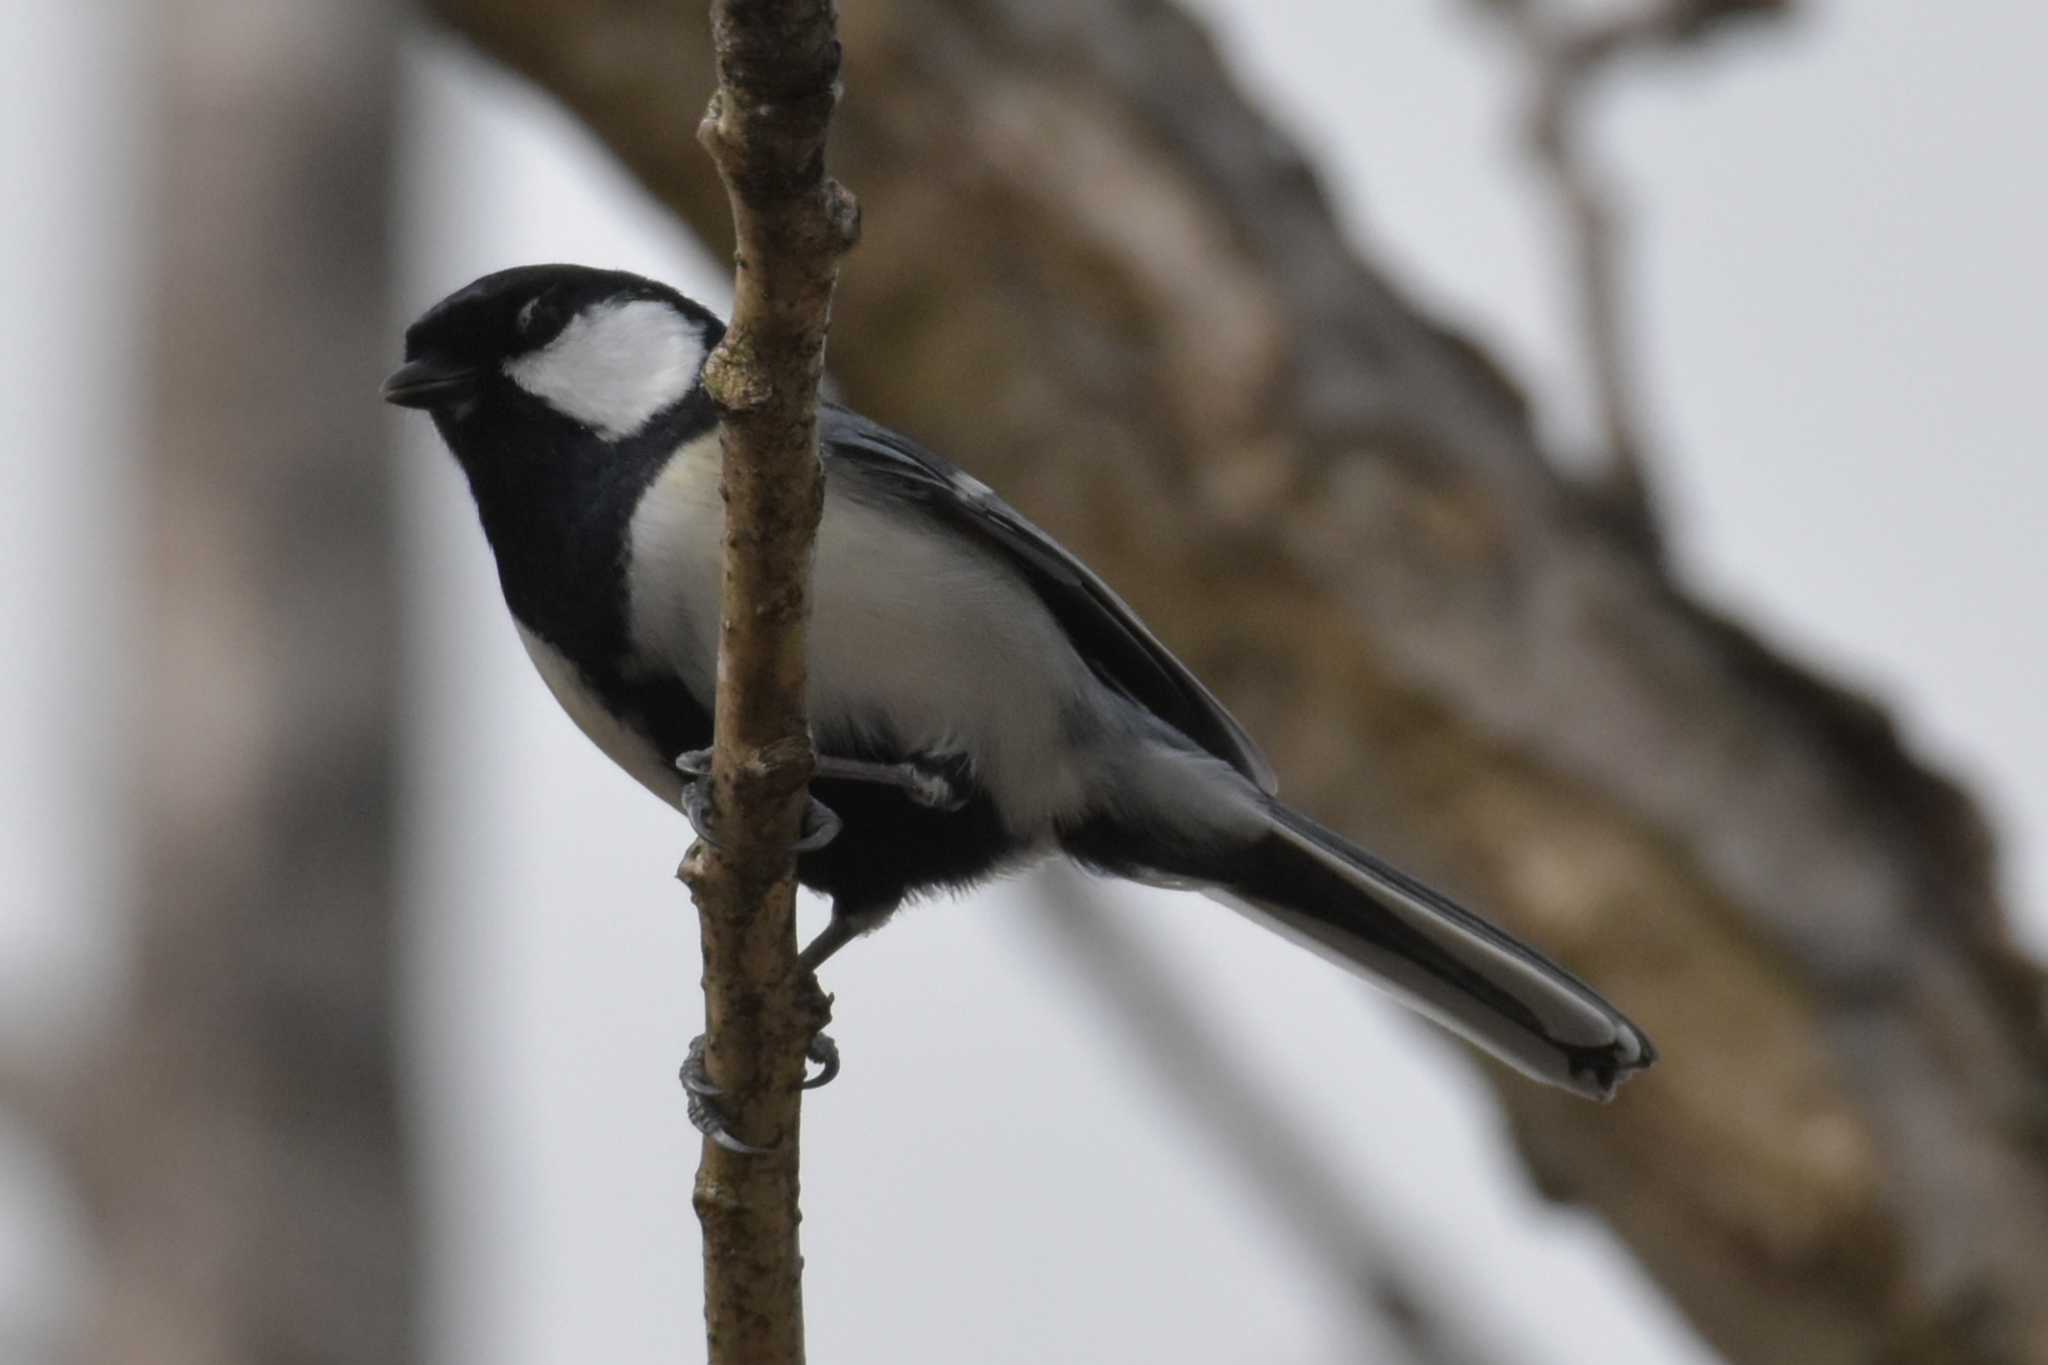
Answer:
[69,4,415,1363]
[420,1,2048,1361]
[676,2,854,1362]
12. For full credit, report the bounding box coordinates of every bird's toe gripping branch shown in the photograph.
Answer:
[673,748,843,853]
[680,1031,842,1155]
[674,743,971,854]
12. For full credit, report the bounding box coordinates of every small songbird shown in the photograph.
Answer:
[386,263,1654,1107]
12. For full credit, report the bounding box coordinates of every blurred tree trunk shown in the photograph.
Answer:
[424,1,2048,1361]
[70,4,415,1363]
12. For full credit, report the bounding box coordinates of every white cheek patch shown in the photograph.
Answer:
[504,298,705,440]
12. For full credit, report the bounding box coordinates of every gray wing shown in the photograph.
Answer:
[821,404,1278,795]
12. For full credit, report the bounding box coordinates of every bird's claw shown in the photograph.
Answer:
[678,1031,840,1153]
[680,1034,768,1154]
[680,780,720,847]
[675,751,842,853]
[803,1032,841,1090]
[792,799,841,852]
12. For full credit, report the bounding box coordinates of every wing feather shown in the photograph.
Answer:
[821,405,1278,794]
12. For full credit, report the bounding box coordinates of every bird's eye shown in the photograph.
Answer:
[516,294,562,338]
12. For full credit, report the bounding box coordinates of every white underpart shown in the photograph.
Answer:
[620,431,1253,839]
[516,622,684,806]
[504,298,704,440]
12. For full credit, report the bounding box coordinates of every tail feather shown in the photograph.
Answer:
[1223,803,1655,1099]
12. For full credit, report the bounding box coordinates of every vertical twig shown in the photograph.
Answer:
[680,2,858,1362]
[1477,0,1790,549]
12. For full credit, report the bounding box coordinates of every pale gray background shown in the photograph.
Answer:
[3,2,2041,1361]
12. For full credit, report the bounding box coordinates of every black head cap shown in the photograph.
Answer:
[383,264,721,412]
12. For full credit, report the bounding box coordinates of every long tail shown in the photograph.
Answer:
[1216,802,1655,1099]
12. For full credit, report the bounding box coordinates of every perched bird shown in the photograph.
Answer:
[386,263,1654,1106]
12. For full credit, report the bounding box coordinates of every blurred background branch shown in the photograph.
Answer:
[61,4,416,1363]
[419,2,2048,1361]
[1472,0,1794,551]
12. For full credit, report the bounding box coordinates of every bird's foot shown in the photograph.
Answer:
[673,750,842,852]
[679,1031,842,1154]
[680,1035,765,1154]
[676,746,967,814]
[796,900,905,975]
[815,754,970,811]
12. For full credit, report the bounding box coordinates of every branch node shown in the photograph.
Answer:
[678,844,709,887]
[697,100,734,165]
[824,179,862,253]
[702,339,775,414]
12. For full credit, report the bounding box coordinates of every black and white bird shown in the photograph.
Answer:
[386,263,1654,1101]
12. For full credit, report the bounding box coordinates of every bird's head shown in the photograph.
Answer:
[384,264,722,441]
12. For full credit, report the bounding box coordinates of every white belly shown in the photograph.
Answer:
[515,621,684,805]
[623,432,1098,833]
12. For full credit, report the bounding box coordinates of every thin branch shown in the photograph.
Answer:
[678,2,857,1363]
[1029,868,1532,1365]
[1480,0,1792,549]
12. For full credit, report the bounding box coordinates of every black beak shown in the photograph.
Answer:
[382,355,482,409]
